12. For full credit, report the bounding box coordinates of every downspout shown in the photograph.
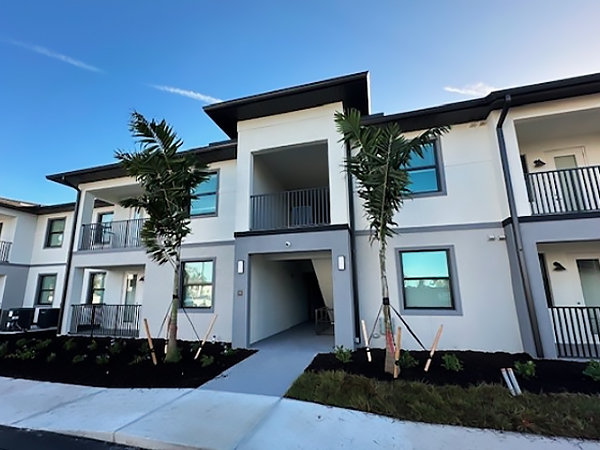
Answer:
[56,177,81,336]
[344,141,361,342]
[495,95,544,357]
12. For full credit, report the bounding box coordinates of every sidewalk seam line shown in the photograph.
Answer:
[10,387,107,426]
[110,389,197,443]
[231,397,283,450]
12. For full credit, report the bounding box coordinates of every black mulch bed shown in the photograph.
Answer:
[0,331,255,388]
[307,348,600,395]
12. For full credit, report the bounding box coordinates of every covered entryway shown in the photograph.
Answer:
[249,251,334,346]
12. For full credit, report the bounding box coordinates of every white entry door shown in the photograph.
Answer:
[576,259,600,335]
[543,147,591,212]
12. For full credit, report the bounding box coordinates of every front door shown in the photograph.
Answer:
[123,273,138,323]
[545,148,587,212]
[576,259,600,334]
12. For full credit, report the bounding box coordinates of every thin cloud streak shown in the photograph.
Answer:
[5,39,102,73]
[150,84,222,104]
[444,82,497,97]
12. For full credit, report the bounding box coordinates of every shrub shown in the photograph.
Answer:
[46,352,57,363]
[514,360,536,379]
[398,351,418,369]
[583,360,600,382]
[441,353,464,372]
[223,345,237,357]
[14,349,36,360]
[109,341,124,355]
[333,346,352,364]
[34,339,52,351]
[95,354,109,365]
[0,342,8,358]
[139,341,150,355]
[63,338,77,352]
[87,340,98,351]
[15,338,28,349]
[72,354,86,364]
[200,355,214,367]
[129,354,148,365]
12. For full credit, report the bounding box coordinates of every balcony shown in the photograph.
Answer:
[69,304,141,337]
[526,166,600,215]
[79,218,145,251]
[250,187,330,231]
[0,241,11,262]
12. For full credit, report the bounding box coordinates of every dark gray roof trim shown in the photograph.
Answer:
[363,72,600,131]
[46,140,237,188]
[0,198,110,215]
[204,72,370,138]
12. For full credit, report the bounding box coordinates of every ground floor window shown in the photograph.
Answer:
[398,248,456,310]
[36,274,57,305]
[181,260,214,309]
[88,272,106,304]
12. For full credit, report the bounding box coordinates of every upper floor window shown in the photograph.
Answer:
[45,218,66,248]
[36,274,57,305]
[190,173,218,216]
[405,141,442,194]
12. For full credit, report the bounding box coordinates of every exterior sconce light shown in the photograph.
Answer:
[237,260,245,274]
[533,159,546,168]
[337,255,346,271]
[553,261,566,271]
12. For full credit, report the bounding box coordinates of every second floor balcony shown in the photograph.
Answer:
[79,218,145,251]
[0,240,11,262]
[250,187,330,231]
[526,165,600,215]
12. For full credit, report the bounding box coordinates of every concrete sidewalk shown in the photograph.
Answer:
[0,376,598,450]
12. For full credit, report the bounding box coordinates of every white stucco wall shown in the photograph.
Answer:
[235,102,348,232]
[355,227,524,353]
[249,256,308,344]
[29,212,73,265]
[538,242,600,308]
[23,265,66,308]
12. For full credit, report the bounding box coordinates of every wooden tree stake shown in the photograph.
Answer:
[424,325,444,372]
[393,326,402,379]
[194,314,219,360]
[143,318,158,366]
[361,319,372,362]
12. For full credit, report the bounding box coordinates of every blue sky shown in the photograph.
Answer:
[1,0,600,204]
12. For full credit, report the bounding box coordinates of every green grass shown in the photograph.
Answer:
[286,371,600,440]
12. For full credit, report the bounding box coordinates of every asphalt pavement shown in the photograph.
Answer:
[0,425,140,450]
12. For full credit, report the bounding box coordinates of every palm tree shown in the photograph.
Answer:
[335,108,449,374]
[115,111,211,362]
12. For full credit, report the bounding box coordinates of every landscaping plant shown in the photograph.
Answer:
[109,340,124,355]
[46,352,57,363]
[441,353,463,372]
[63,338,77,352]
[116,111,211,362]
[335,109,448,373]
[583,360,600,382]
[333,345,352,364]
[72,354,86,364]
[0,342,8,358]
[398,351,418,369]
[96,354,110,365]
[514,360,536,379]
[87,340,98,351]
[200,355,214,367]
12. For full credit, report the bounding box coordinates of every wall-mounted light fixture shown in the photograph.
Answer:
[337,255,346,271]
[139,276,145,282]
[237,260,245,274]
[553,261,567,271]
[533,159,546,168]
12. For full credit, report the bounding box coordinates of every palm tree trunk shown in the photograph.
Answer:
[165,251,181,362]
[379,243,395,374]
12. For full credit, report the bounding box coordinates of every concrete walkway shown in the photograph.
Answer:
[0,376,598,450]
[201,323,333,396]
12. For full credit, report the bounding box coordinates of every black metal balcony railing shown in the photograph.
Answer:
[549,306,600,358]
[79,218,145,251]
[0,241,11,262]
[70,304,141,338]
[526,166,600,215]
[250,187,330,231]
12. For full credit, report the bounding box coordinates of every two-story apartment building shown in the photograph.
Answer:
[4,71,600,360]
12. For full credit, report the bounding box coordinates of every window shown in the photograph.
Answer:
[399,249,455,310]
[45,218,66,248]
[181,260,214,308]
[36,274,57,305]
[95,212,114,245]
[87,272,106,304]
[405,141,442,194]
[190,173,218,216]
